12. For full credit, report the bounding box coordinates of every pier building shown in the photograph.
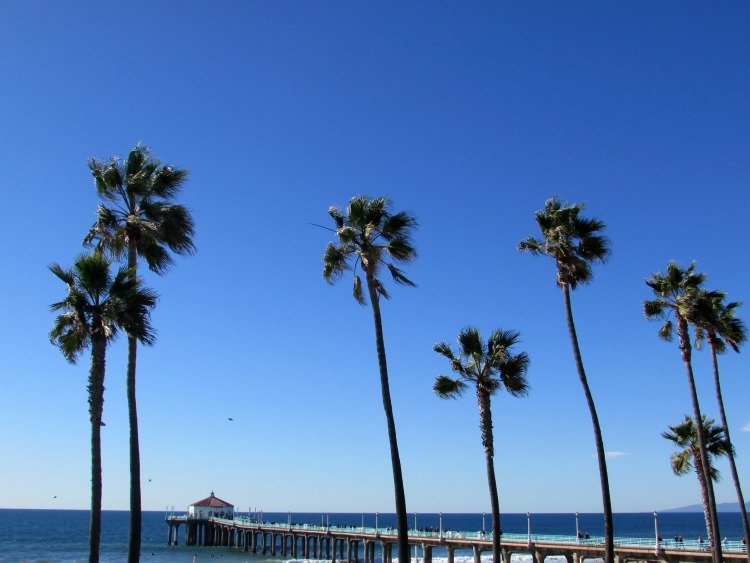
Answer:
[188,492,233,520]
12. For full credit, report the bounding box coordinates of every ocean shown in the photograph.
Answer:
[0,509,745,563]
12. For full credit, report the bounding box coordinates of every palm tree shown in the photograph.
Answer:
[433,327,530,563]
[693,291,750,556]
[518,197,614,563]
[49,252,156,563]
[662,416,731,549]
[644,262,723,561]
[85,144,194,561]
[322,195,416,563]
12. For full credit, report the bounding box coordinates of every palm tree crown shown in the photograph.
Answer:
[49,253,156,363]
[84,144,195,273]
[323,195,417,304]
[692,291,747,354]
[434,327,530,400]
[662,415,730,482]
[517,196,610,288]
[643,261,722,342]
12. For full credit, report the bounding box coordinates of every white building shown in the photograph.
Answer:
[187,492,234,520]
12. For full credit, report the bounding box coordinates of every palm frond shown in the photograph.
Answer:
[381,211,417,240]
[433,341,455,360]
[156,204,196,256]
[669,451,693,476]
[337,226,357,246]
[374,277,390,300]
[658,320,674,342]
[433,375,467,399]
[386,236,417,263]
[74,252,113,297]
[643,299,665,319]
[48,263,74,285]
[487,328,521,353]
[517,237,545,255]
[576,232,610,263]
[387,263,416,287]
[323,242,349,283]
[49,314,89,364]
[499,352,531,397]
[458,327,483,357]
[347,196,368,228]
[151,165,188,199]
[139,237,174,275]
[328,206,345,229]
[353,275,366,306]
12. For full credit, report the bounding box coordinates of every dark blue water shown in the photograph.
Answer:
[0,509,744,562]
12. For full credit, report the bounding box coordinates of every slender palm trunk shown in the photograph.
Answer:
[676,317,722,562]
[477,387,501,563]
[366,275,409,563]
[126,241,141,563]
[709,337,750,559]
[562,285,614,563]
[89,333,106,563]
[693,448,716,547]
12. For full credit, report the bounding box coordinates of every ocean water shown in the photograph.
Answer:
[0,509,745,563]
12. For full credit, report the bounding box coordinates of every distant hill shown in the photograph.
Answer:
[662,502,749,513]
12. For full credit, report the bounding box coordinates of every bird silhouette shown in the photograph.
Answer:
[228,417,234,422]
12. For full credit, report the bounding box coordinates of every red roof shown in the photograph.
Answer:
[190,492,233,508]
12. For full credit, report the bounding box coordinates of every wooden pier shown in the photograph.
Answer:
[165,517,748,563]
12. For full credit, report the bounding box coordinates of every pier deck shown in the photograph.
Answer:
[166,516,748,563]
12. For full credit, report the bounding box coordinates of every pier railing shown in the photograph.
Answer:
[166,515,747,554]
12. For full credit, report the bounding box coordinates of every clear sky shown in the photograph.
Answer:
[1,2,748,516]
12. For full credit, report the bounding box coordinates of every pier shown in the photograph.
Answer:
[165,516,748,563]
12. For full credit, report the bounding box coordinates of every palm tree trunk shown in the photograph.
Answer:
[676,317,722,563]
[694,448,716,548]
[88,333,106,563]
[562,285,614,563]
[709,338,750,559]
[477,387,501,563]
[127,241,141,563]
[366,275,409,563]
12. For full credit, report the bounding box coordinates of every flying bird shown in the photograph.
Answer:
[228,417,234,422]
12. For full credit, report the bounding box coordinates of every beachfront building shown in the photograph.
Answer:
[188,492,234,520]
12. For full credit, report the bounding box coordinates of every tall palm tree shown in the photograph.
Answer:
[693,291,750,556]
[644,262,723,561]
[518,197,614,563]
[85,144,194,561]
[49,252,156,563]
[322,195,416,563]
[433,327,530,563]
[662,416,731,548]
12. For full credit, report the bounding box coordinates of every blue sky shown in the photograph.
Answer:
[1,2,748,516]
